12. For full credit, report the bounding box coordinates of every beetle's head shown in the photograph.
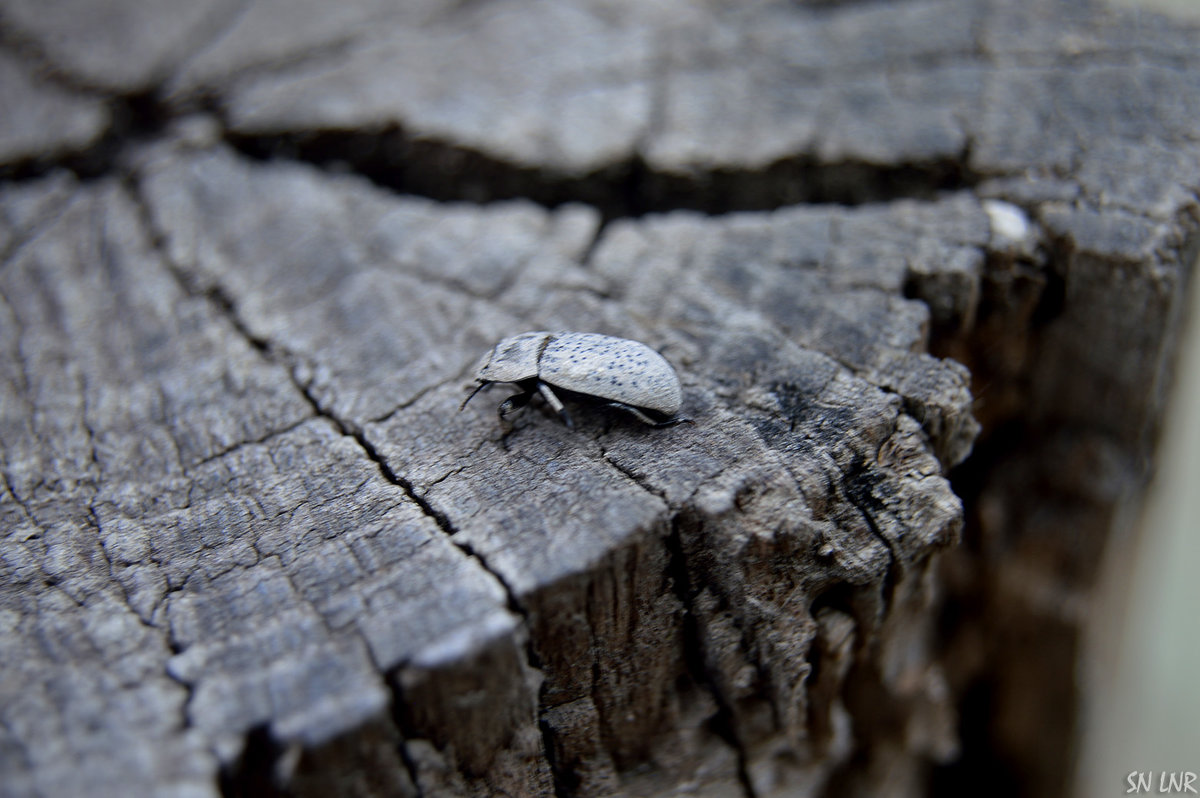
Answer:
[476,331,551,384]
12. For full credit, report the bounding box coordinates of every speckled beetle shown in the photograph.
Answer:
[461,331,688,428]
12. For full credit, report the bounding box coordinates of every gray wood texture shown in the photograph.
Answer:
[1,0,1198,797]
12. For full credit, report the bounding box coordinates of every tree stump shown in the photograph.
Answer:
[0,1,1197,797]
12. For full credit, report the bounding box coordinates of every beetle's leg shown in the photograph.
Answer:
[606,402,693,427]
[498,390,534,421]
[538,383,574,429]
[459,380,492,411]
[656,415,694,427]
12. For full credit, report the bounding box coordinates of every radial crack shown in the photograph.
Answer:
[664,518,757,798]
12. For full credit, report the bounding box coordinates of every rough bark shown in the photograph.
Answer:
[0,1,1197,797]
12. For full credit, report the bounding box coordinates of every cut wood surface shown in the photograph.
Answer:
[0,1,1197,797]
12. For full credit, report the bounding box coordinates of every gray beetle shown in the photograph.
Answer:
[461,331,688,428]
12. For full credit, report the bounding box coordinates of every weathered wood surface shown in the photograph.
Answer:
[0,1,1198,797]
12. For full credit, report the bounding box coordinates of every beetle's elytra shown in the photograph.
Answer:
[461,331,688,428]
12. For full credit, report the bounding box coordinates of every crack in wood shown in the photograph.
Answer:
[192,292,560,798]
[119,178,555,795]
[227,128,980,222]
[664,517,758,798]
[838,455,900,616]
[12,85,979,221]
[595,438,757,798]
[382,680,428,798]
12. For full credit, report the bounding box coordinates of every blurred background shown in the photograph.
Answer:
[1077,238,1200,794]
[1077,5,1200,793]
